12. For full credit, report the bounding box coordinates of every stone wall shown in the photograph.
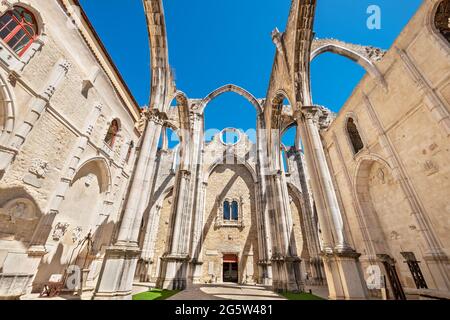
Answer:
[321,0,450,292]
[0,0,140,297]
[201,164,259,284]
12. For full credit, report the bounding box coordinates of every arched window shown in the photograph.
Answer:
[105,119,120,148]
[223,201,231,220]
[435,0,450,43]
[231,201,239,221]
[347,118,364,154]
[125,140,134,163]
[0,7,38,57]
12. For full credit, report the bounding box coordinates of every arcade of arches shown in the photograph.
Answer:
[0,0,449,301]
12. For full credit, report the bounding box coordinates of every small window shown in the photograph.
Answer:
[223,201,231,220]
[0,7,38,57]
[105,119,120,148]
[347,118,364,154]
[231,201,239,221]
[435,0,450,43]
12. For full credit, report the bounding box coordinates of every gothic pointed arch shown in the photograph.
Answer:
[266,91,293,170]
[74,157,112,194]
[311,39,387,90]
[205,155,257,184]
[144,0,174,112]
[201,84,262,114]
[430,0,450,45]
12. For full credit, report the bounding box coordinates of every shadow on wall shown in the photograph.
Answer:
[32,219,116,293]
[0,187,43,244]
[189,163,259,284]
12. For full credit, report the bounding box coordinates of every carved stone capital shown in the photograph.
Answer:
[301,106,321,123]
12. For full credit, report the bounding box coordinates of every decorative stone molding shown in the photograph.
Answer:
[214,197,244,229]
[72,226,83,244]
[311,38,386,62]
[311,38,388,90]
[52,222,69,241]
[424,160,439,176]
[0,198,37,222]
[28,159,49,178]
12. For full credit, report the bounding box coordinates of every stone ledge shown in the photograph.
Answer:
[405,288,450,300]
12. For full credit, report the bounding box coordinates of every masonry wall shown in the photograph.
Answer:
[0,0,140,297]
[321,1,450,292]
[201,164,259,284]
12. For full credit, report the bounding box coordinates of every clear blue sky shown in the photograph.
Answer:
[80,0,423,145]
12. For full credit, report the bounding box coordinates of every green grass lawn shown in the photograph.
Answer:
[132,289,181,301]
[281,292,325,300]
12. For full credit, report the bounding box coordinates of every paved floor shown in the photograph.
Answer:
[168,283,285,300]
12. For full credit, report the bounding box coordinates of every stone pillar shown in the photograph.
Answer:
[0,58,71,174]
[158,170,192,290]
[94,110,164,299]
[289,147,325,284]
[187,112,205,285]
[297,106,367,299]
[269,171,303,292]
[255,113,273,285]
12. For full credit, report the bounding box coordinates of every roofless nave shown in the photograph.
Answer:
[0,0,449,300]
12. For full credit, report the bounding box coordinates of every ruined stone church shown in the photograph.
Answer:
[0,0,449,300]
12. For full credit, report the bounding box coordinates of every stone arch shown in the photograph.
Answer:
[0,195,41,244]
[0,71,15,144]
[352,155,408,256]
[267,91,294,171]
[427,0,450,51]
[144,0,173,112]
[311,40,388,90]
[166,91,190,170]
[205,156,257,184]
[201,84,262,114]
[167,91,190,131]
[74,157,112,194]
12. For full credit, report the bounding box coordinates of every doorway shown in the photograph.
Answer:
[223,254,238,283]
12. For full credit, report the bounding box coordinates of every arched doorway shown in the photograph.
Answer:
[33,158,111,289]
[355,158,430,298]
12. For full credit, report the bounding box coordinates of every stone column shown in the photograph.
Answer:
[139,203,163,282]
[289,148,325,284]
[117,111,164,244]
[94,110,164,299]
[0,58,71,174]
[255,113,273,285]
[187,112,205,285]
[157,109,198,290]
[297,106,367,299]
[269,170,303,292]
[158,169,192,290]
